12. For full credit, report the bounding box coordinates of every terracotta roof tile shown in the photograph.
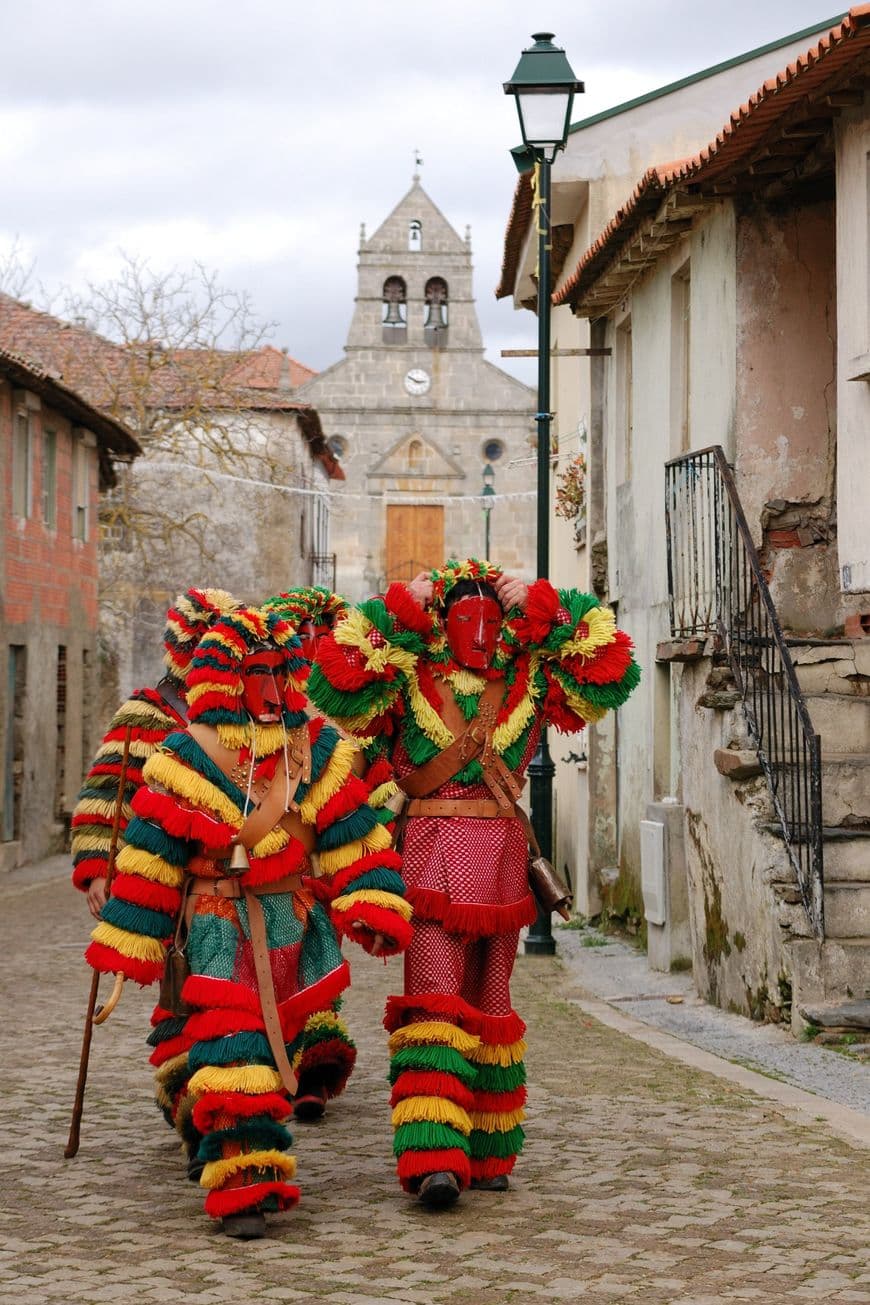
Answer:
[495,172,534,300]
[555,6,870,309]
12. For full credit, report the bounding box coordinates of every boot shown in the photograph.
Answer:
[293,1083,328,1122]
[417,1171,460,1209]
[222,1210,266,1239]
[470,1174,509,1192]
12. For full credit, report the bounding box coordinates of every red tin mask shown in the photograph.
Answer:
[445,595,502,670]
[241,648,287,722]
[296,619,331,665]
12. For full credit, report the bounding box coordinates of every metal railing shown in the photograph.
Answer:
[665,446,824,938]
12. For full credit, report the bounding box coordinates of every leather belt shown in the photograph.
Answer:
[406,798,517,819]
[186,873,302,1096]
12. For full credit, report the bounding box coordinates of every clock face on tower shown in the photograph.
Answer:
[404,368,431,396]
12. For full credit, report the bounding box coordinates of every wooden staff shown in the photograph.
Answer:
[64,724,133,1159]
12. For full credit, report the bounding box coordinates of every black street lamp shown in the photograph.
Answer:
[482,461,495,558]
[505,34,583,957]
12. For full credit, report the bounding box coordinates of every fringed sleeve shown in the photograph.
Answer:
[70,689,183,891]
[509,581,641,734]
[304,724,412,958]
[85,734,239,985]
[307,586,432,740]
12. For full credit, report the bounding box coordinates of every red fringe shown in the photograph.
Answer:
[390,1071,475,1111]
[326,850,403,899]
[85,940,162,986]
[182,959,351,1041]
[90,761,144,783]
[112,874,181,915]
[71,857,108,890]
[297,1038,356,1098]
[314,775,370,831]
[406,886,538,939]
[192,1090,291,1134]
[473,1008,526,1046]
[363,757,394,791]
[204,1180,300,1219]
[184,1006,264,1040]
[315,636,377,690]
[132,786,237,848]
[333,902,413,956]
[511,578,560,645]
[384,583,433,636]
[103,725,173,746]
[473,1086,527,1114]
[148,1033,189,1067]
[150,1004,175,1025]
[396,1148,471,1193]
[470,1155,517,1179]
[186,664,239,689]
[244,840,308,887]
[383,991,476,1032]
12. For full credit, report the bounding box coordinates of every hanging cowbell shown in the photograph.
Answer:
[229,841,250,874]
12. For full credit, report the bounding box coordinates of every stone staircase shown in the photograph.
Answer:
[783,640,870,1035]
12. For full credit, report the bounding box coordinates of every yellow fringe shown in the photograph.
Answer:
[298,738,357,824]
[200,1148,297,1190]
[318,822,393,874]
[335,608,419,679]
[153,1051,189,1087]
[332,889,413,921]
[466,1037,527,1067]
[391,1096,472,1134]
[187,1064,283,1098]
[470,1107,526,1133]
[368,779,399,809]
[185,678,241,709]
[333,709,382,736]
[447,668,488,696]
[72,796,134,823]
[492,690,537,754]
[302,1009,346,1035]
[115,846,185,888]
[558,604,616,661]
[388,1022,480,1056]
[90,921,166,964]
[217,721,288,756]
[407,677,453,749]
[144,751,241,826]
[562,691,608,724]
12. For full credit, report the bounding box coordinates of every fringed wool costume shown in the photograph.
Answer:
[86,607,411,1227]
[308,559,639,1195]
[71,588,238,1138]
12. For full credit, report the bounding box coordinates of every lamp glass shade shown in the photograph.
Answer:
[515,89,573,150]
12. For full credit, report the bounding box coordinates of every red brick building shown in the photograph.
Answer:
[0,344,139,869]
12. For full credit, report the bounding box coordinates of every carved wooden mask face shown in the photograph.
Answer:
[445,595,502,669]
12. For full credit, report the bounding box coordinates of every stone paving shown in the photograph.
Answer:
[1,865,869,1304]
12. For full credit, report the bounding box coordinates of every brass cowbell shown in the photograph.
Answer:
[229,841,250,873]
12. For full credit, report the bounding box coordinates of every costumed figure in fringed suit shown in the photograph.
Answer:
[85,606,412,1238]
[308,558,639,1209]
[71,588,238,1159]
[260,585,360,1121]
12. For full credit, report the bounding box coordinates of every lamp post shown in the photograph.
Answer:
[482,461,495,558]
[505,33,583,956]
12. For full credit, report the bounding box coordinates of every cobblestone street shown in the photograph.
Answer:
[2,862,869,1305]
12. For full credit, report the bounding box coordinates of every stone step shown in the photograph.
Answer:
[824,880,870,938]
[803,693,870,753]
[820,755,870,827]
[789,937,870,1034]
[796,998,870,1030]
[790,639,870,697]
[821,827,870,882]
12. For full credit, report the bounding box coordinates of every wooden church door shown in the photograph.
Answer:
[385,504,444,583]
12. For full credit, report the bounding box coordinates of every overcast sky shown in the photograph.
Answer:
[0,1,845,383]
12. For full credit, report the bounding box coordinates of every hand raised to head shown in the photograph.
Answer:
[494,573,529,613]
[406,572,434,609]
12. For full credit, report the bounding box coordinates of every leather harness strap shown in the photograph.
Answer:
[153,676,189,725]
[406,798,512,819]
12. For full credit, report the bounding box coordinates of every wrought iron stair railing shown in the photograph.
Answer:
[665,445,824,938]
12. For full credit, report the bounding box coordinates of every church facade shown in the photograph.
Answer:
[296,177,537,600]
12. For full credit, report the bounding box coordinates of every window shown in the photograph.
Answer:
[42,428,57,528]
[12,410,32,518]
[423,277,449,348]
[407,438,423,471]
[382,276,407,343]
[670,262,691,456]
[72,435,89,541]
[483,438,505,462]
[55,646,66,819]
[3,645,27,842]
[408,220,422,252]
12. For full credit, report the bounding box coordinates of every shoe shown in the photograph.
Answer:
[293,1085,328,1122]
[222,1211,266,1239]
[187,1156,205,1183]
[470,1174,509,1192]
[417,1171,461,1209]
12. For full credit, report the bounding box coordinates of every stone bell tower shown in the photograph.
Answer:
[296,172,536,600]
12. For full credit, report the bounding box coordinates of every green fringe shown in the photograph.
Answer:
[146,1017,187,1047]
[316,802,379,850]
[472,1060,527,1092]
[469,1124,525,1159]
[393,1122,471,1157]
[188,1032,273,1071]
[196,1117,292,1161]
[341,868,406,896]
[125,816,189,865]
[301,1021,355,1051]
[307,666,401,724]
[389,1044,477,1086]
[100,897,174,939]
[170,732,246,805]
